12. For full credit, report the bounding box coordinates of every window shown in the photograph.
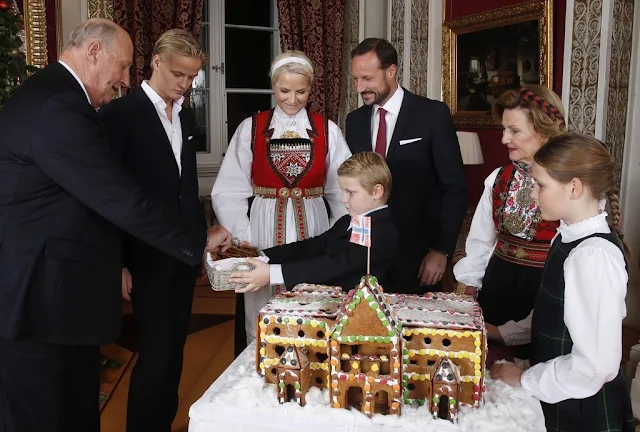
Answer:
[191,0,280,176]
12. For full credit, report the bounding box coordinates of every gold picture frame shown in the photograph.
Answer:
[23,0,48,68]
[22,0,61,68]
[442,0,553,128]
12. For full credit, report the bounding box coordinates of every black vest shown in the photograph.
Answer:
[531,231,634,432]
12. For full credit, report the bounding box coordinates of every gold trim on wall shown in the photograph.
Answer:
[23,0,48,68]
[442,0,553,128]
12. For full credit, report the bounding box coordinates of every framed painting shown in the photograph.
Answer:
[442,0,553,128]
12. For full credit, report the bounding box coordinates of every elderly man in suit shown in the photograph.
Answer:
[99,29,209,432]
[346,38,467,294]
[0,19,230,432]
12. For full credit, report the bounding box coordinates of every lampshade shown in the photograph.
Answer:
[456,131,484,165]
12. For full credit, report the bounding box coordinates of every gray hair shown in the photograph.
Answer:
[62,18,120,51]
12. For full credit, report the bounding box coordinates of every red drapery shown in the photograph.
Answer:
[112,0,204,89]
[277,0,345,122]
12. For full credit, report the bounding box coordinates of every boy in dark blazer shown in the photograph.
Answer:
[230,152,398,292]
[99,29,210,432]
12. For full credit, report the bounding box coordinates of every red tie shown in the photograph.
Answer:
[375,107,387,158]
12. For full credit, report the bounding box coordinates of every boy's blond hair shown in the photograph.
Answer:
[150,29,207,67]
[337,152,392,201]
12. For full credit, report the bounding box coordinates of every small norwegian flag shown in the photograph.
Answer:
[350,215,371,247]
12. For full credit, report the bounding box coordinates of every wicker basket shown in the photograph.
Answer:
[205,241,260,291]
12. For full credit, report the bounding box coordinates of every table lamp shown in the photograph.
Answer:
[456,131,484,165]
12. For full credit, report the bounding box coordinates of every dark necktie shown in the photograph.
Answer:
[375,107,387,158]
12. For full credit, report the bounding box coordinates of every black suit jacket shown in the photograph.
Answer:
[346,89,467,289]
[0,63,204,346]
[99,87,206,274]
[264,207,397,290]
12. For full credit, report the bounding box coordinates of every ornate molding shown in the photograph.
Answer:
[442,0,553,128]
[23,0,48,68]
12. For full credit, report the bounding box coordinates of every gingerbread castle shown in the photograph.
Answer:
[256,277,486,421]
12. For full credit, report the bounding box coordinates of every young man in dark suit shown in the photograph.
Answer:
[230,152,397,293]
[346,38,467,294]
[99,29,209,432]
[0,20,230,432]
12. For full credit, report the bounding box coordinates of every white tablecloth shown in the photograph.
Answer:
[189,342,546,432]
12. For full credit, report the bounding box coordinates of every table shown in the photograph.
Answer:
[189,342,545,432]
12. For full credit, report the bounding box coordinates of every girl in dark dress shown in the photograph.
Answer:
[490,134,635,432]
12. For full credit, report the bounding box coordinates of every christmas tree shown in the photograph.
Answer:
[0,0,37,109]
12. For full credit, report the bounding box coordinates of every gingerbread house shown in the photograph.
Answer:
[256,281,486,421]
[256,284,344,391]
[328,275,403,417]
[387,292,486,419]
[276,345,311,406]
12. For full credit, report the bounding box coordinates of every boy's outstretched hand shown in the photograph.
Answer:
[230,258,270,293]
[490,362,524,387]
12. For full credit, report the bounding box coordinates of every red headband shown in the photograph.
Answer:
[518,87,564,123]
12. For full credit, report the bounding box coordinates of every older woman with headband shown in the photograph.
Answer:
[212,50,351,354]
[454,85,567,363]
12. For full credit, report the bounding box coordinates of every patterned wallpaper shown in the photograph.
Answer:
[409,0,428,96]
[87,0,113,19]
[567,0,602,136]
[390,0,405,85]
[567,0,634,191]
[606,0,634,190]
[338,0,360,132]
[391,0,429,96]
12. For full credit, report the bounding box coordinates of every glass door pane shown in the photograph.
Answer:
[190,22,210,153]
[225,0,273,27]
[225,28,274,89]
[226,93,272,143]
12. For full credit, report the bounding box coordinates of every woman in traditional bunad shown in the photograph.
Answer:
[453,85,566,362]
[211,50,351,355]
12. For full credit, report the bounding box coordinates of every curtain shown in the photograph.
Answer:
[338,0,360,132]
[277,0,345,122]
[112,0,204,89]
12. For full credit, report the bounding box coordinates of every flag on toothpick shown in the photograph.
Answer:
[350,215,371,247]
[350,215,372,274]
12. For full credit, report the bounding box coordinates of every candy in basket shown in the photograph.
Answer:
[204,240,266,291]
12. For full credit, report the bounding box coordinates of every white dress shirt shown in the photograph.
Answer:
[211,105,351,342]
[497,211,628,404]
[371,86,404,155]
[453,167,501,288]
[141,81,184,175]
[58,61,91,105]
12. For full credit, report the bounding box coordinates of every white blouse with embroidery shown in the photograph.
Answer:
[453,163,542,288]
[211,106,351,341]
[497,212,628,404]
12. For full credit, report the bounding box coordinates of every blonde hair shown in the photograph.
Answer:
[534,133,630,258]
[337,152,392,201]
[151,29,207,67]
[269,50,314,85]
[493,84,567,140]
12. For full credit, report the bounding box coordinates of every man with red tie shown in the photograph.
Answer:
[345,38,467,294]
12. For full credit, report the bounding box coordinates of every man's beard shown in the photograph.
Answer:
[362,81,391,106]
